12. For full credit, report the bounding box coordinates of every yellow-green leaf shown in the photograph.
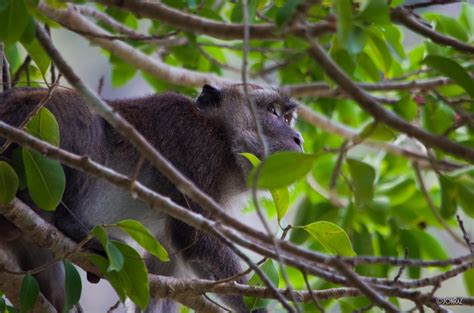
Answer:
[302,221,356,256]
[117,219,169,262]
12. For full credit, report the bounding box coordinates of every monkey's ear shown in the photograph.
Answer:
[196,85,221,110]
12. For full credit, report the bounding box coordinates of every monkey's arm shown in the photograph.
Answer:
[171,217,267,313]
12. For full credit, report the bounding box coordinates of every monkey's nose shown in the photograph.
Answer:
[293,134,304,148]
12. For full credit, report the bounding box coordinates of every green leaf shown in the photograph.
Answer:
[11,148,26,190]
[88,254,126,302]
[0,0,31,45]
[384,25,405,58]
[359,122,396,141]
[113,242,150,309]
[244,259,279,310]
[464,268,474,296]
[117,219,169,262]
[424,55,474,98]
[63,261,82,313]
[0,161,19,205]
[425,13,469,42]
[460,3,474,36]
[333,0,352,47]
[240,152,260,167]
[347,159,376,207]
[276,0,302,27]
[21,37,51,76]
[22,149,65,211]
[241,153,291,221]
[412,230,448,260]
[20,274,39,313]
[357,0,389,25]
[458,184,474,218]
[249,152,318,189]
[91,226,124,272]
[439,175,457,219]
[230,0,258,23]
[271,188,290,222]
[111,61,136,87]
[23,108,64,211]
[25,108,60,147]
[302,221,356,256]
[357,52,380,82]
[367,29,392,73]
[399,230,421,278]
[393,94,417,121]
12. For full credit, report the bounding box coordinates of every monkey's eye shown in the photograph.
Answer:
[268,104,281,116]
[284,114,292,125]
[268,105,277,115]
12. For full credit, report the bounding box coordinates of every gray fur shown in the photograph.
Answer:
[0,85,301,312]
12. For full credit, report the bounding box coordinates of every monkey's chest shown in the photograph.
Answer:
[78,179,166,241]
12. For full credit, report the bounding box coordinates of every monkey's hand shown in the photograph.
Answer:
[86,271,101,284]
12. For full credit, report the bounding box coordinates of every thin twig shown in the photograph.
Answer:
[456,214,474,254]
[413,163,468,247]
[302,271,325,313]
[11,56,31,87]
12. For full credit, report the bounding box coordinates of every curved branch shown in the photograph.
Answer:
[285,76,452,97]
[95,0,335,40]
[306,38,474,163]
[297,105,463,171]
[391,7,474,54]
[38,3,234,87]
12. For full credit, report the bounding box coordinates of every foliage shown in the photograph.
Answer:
[0,0,473,312]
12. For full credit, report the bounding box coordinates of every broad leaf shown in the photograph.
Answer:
[117,219,169,262]
[25,108,60,147]
[21,37,50,75]
[276,0,302,27]
[424,55,474,98]
[63,261,82,313]
[114,242,150,310]
[458,184,474,218]
[302,221,356,256]
[0,0,31,45]
[249,152,318,189]
[347,159,376,207]
[91,226,124,272]
[88,254,126,302]
[464,269,474,296]
[20,274,39,313]
[357,0,389,25]
[22,149,65,211]
[271,188,290,222]
[0,161,19,205]
[439,175,457,219]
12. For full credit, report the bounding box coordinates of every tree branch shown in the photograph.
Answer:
[391,7,474,54]
[306,37,474,163]
[95,0,334,40]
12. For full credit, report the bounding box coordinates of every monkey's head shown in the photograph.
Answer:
[196,84,303,161]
